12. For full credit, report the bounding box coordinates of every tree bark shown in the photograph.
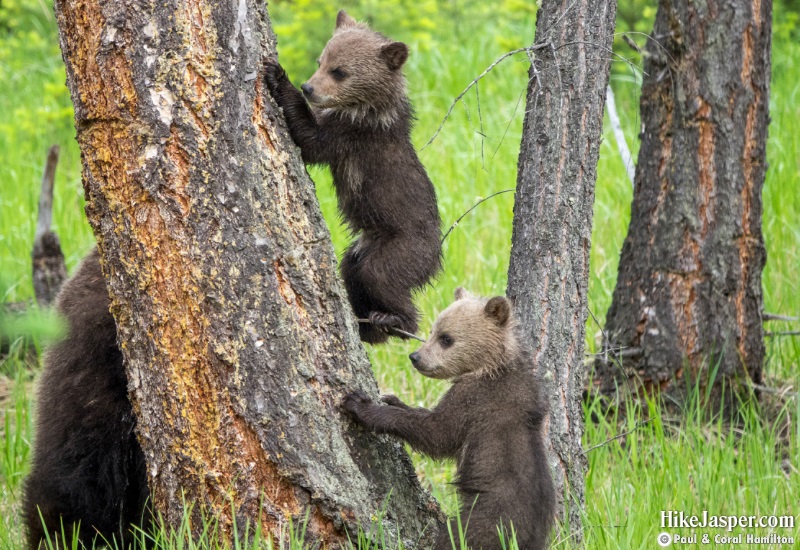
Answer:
[506,0,617,542]
[595,0,771,407]
[53,0,441,546]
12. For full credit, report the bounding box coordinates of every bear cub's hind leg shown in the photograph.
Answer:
[341,242,420,344]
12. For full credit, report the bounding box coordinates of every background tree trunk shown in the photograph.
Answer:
[506,0,617,542]
[32,145,67,307]
[54,0,441,546]
[595,0,771,407]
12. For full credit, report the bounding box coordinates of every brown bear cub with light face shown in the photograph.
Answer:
[344,289,555,550]
[264,11,441,344]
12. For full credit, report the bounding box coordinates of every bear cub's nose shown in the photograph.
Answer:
[409,351,420,365]
[301,83,314,97]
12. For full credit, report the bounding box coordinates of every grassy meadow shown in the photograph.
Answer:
[1,0,799,547]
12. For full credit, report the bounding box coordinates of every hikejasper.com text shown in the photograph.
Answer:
[661,510,795,532]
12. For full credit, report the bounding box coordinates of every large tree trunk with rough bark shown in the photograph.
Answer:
[506,0,617,542]
[595,0,771,408]
[53,0,441,546]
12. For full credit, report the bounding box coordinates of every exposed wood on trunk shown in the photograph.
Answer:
[32,145,67,307]
[53,0,442,546]
[506,0,618,542]
[596,0,771,407]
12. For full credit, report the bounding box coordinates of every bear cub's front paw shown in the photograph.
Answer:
[368,312,412,337]
[343,390,373,419]
[263,59,288,94]
[381,394,409,408]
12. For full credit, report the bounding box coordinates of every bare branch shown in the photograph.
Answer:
[475,81,486,169]
[763,312,799,322]
[492,86,527,159]
[440,189,515,244]
[605,85,636,188]
[32,145,67,307]
[423,44,549,150]
[356,319,426,342]
[583,418,653,454]
[35,145,60,241]
[621,33,642,54]
[749,383,798,399]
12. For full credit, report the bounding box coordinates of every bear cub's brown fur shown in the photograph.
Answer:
[23,249,151,549]
[344,288,555,550]
[264,10,441,344]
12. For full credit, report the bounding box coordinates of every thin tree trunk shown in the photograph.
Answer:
[596,0,771,407]
[53,0,441,546]
[32,145,67,307]
[506,0,617,542]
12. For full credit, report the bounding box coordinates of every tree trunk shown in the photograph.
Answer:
[506,0,618,542]
[595,0,771,407]
[53,0,441,546]
[32,145,67,307]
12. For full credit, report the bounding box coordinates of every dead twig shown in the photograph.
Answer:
[763,312,799,322]
[585,308,642,366]
[423,43,549,150]
[32,145,67,307]
[492,82,528,160]
[749,382,798,399]
[587,346,642,362]
[605,85,635,188]
[583,418,654,454]
[621,33,642,54]
[356,319,426,342]
[441,189,515,245]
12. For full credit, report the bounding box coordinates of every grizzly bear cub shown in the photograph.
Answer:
[23,249,151,549]
[264,10,441,344]
[344,288,555,550]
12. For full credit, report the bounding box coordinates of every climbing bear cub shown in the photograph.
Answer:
[264,10,441,344]
[23,249,151,549]
[344,288,556,550]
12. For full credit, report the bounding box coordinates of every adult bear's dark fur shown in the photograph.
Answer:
[264,10,441,344]
[344,288,555,550]
[23,248,151,549]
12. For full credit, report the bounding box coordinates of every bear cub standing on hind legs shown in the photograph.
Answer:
[23,249,151,550]
[344,288,556,550]
[264,10,441,344]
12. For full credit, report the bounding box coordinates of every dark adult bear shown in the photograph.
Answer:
[264,10,442,344]
[23,249,151,549]
[344,288,556,550]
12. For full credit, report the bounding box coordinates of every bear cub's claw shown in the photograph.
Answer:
[368,311,409,335]
[381,394,409,409]
[343,390,372,417]
[263,59,287,93]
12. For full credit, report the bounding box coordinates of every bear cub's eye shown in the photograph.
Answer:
[439,333,454,348]
[330,67,347,80]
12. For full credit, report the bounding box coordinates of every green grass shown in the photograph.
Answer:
[1,0,799,548]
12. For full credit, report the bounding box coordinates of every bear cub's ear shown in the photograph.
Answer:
[484,296,511,326]
[381,42,409,70]
[454,287,474,301]
[336,10,357,30]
